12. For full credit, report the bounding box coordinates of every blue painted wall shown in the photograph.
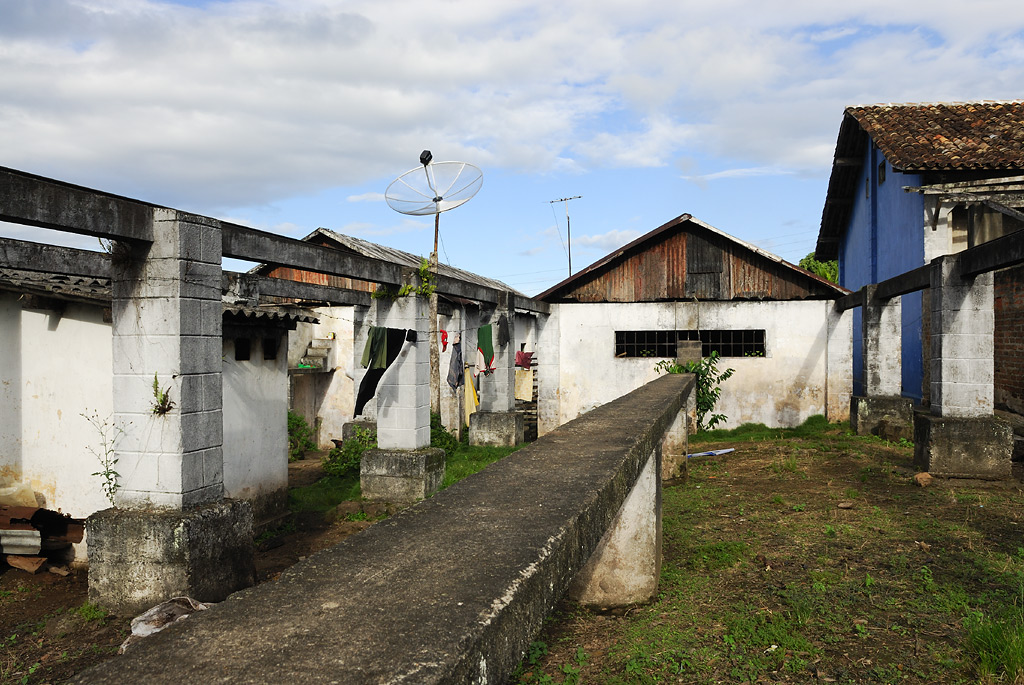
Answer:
[838,143,924,400]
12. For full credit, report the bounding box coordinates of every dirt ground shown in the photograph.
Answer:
[0,456,371,684]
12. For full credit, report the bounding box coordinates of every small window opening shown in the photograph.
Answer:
[262,336,278,361]
[878,161,886,184]
[614,330,766,358]
[234,337,251,361]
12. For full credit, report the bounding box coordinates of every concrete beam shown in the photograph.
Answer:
[0,166,153,242]
[835,288,864,312]
[222,272,371,307]
[0,237,111,277]
[958,229,1024,278]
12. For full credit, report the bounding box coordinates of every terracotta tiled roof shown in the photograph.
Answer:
[847,101,1024,171]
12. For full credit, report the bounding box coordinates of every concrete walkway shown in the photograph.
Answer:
[73,374,693,684]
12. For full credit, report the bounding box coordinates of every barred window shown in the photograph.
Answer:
[614,330,678,358]
[615,329,766,358]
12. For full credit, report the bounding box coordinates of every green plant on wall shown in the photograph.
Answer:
[82,411,126,506]
[656,351,735,431]
[371,258,436,300]
[151,373,175,415]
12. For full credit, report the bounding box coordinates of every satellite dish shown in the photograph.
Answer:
[385,153,483,217]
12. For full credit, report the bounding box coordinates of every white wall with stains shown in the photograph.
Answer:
[553,300,845,429]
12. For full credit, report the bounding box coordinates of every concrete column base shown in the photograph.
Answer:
[361,448,446,502]
[469,410,523,447]
[850,395,914,440]
[568,450,661,607]
[913,413,1013,479]
[86,499,255,616]
[661,407,688,481]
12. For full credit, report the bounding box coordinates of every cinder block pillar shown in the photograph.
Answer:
[470,293,523,446]
[568,448,661,607]
[360,276,445,501]
[850,285,912,438]
[915,255,1011,477]
[90,209,254,615]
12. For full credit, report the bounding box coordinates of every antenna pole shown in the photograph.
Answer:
[550,196,582,276]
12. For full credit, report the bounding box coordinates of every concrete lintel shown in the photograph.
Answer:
[222,272,372,307]
[0,166,154,242]
[469,410,524,447]
[913,412,1012,479]
[360,447,445,502]
[850,395,914,439]
[0,237,112,277]
[86,499,255,616]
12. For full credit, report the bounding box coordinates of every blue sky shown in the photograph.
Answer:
[3,1,1024,295]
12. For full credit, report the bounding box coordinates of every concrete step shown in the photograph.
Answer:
[309,338,334,349]
[303,347,329,358]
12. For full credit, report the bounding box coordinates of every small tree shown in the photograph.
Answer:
[799,252,839,283]
[656,352,735,431]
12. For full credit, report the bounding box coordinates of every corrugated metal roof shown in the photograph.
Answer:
[0,268,318,324]
[304,228,528,298]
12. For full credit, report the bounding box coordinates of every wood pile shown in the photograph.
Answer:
[0,505,84,574]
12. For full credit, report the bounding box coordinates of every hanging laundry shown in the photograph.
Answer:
[447,340,464,391]
[515,350,533,369]
[354,327,414,416]
[496,314,510,347]
[464,367,479,427]
[440,330,448,352]
[514,368,533,401]
[476,324,496,376]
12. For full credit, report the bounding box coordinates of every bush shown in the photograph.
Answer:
[287,411,317,462]
[656,352,735,431]
[431,412,459,454]
[322,425,376,477]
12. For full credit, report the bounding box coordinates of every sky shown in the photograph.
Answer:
[2,1,1024,296]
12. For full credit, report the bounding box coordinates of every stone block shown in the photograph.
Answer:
[87,499,255,616]
[360,447,445,501]
[675,340,701,365]
[850,395,913,437]
[913,413,1012,479]
[342,421,377,441]
[469,410,524,447]
[377,426,430,450]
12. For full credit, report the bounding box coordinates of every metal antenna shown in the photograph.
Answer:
[550,196,581,276]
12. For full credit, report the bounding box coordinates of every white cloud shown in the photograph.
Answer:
[684,167,795,182]
[347,192,386,203]
[2,0,1024,219]
[573,229,642,252]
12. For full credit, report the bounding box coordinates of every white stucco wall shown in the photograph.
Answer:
[555,300,838,429]
[223,336,289,510]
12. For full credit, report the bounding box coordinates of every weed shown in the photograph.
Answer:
[771,495,784,505]
[792,503,806,512]
[345,511,370,522]
[323,425,376,477]
[287,411,318,462]
[150,373,175,415]
[656,351,735,430]
[824,524,836,538]
[845,487,860,499]
[74,602,109,624]
[918,566,936,594]
[82,411,126,506]
[965,600,1024,682]
[689,540,749,571]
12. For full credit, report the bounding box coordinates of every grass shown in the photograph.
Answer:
[288,438,523,514]
[517,416,1024,684]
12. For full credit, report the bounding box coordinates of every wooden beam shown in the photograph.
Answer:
[0,237,111,277]
[0,166,154,242]
[958,229,1024,278]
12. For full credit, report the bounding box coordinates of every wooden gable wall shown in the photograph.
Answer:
[553,225,831,303]
[261,237,377,294]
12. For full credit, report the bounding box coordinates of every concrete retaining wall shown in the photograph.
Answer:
[73,373,694,684]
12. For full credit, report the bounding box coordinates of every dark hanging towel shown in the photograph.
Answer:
[496,314,510,347]
[447,340,464,391]
[354,327,410,416]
